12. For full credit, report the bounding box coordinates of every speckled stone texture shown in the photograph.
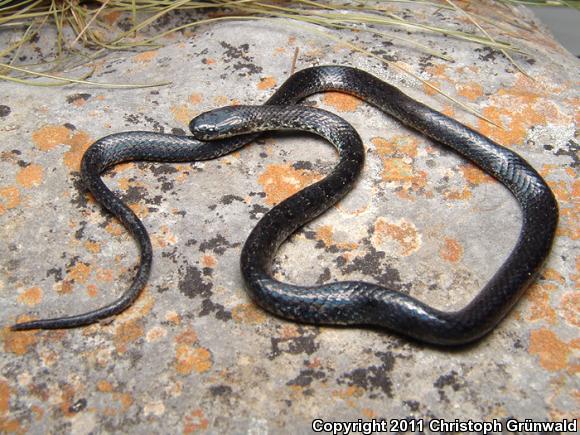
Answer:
[0,2,578,433]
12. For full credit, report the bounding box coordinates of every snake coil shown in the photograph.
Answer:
[12,66,558,346]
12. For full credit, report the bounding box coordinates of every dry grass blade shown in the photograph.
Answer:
[0,0,575,124]
[445,0,533,79]
[1,63,172,87]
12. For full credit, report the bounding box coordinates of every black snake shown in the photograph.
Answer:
[12,66,558,346]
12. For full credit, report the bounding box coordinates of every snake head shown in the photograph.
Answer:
[189,106,245,140]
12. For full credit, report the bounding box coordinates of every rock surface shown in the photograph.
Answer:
[0,2,578,433]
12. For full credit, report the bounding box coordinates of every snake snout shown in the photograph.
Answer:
[190,106,245,140]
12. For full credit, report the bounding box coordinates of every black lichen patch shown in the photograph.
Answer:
[178,263,232,321]
[150,164,179,176]
[209,385,232,396]
[269,327,320,360]
[475,46,500,63]
[341,245,407,291]
[46,267,63,281]
[249,203,269,220]
[178,264,212,299]
[219,41,262,76]
[315,268,331,285]
[66,93,91,104]
[74,220,88,240]
[404,400,421,412]
[171,127,187,135]
[220,194,244,205]
[0,105,11,117]
[336,351,395,398]
[433,370,463,402]
[199,234,240,255]
[69,173,90,209]
[286,368,326,387]
[551,139,579,169]
[120,185,148,204]
[418,55,435,71]
[292,160,313,171]
[199,298,232,321]
[123,113,166,133]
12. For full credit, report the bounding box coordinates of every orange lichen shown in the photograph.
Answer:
[332,385,365,400]
[213,95,229,106]
[280,324,300,339]
[62,130,92,171]
[183,409,209,433]
[381,158,414,182]
[443,187,472,201]
[113,392,134,411]
[15,164,44,188]
[372,217,421,257]
[372,136,418,158]
[152,225,177,248]
[560,292,580,327]
[0,416,24,434]
[189,93,202,105]
[0,187,20,215]
[114,320,144,353]
[146,326,167,342]
[542,268,565,284]
[29,125,91,170]
[96,268,113,283]
[258,164,322,206]
[2,318,38,356]
[423,80,441,96]
[315,225,357,250]
[371,136,427,197]
[86,284,98,298]
[105,220,124,237]
[84,241,101,254]
[528,328,571,371]
[427,63,449,79]
[16,287,43,307]
[32,125,71,151]
[133,50,158,63]
[457,82,484,101]
[477,74,569,146]
[323,92,361,112]
[0,380,9,414]
[97,380,114,393]
[257,76,277,90]
[128,202,148,218]
[525,283,557,324]
[175,329,198,345]
[201,254,216,268]
[362,408,377,419]
[116,288,155,323]
[67,262,91,284]
[460,164,494,185]
[56,280,73,294]
[165,311,181,325]
[171,105,197,125]
[232,303,266,324]
[439,238,463,263]
[175,345,212,375]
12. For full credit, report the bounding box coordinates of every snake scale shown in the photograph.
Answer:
[12,66,558,346]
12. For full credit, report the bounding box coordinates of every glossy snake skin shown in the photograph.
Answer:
[13,66,558,346]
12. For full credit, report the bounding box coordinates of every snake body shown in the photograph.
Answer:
[12,66,558,346]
